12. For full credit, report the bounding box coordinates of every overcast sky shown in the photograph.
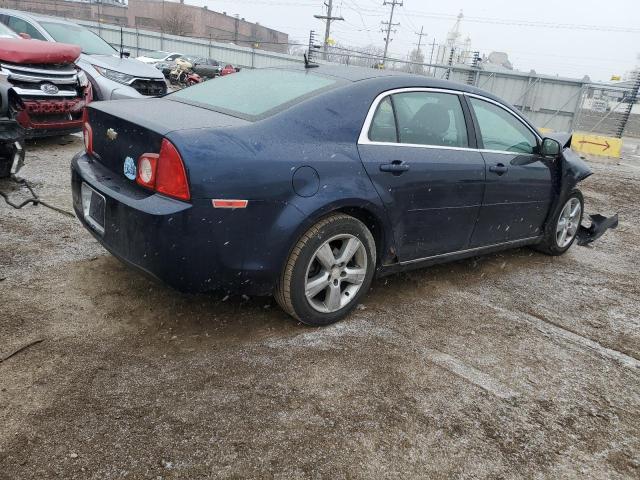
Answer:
[184,0,639,81]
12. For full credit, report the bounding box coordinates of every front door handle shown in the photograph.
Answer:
[489,163,508,175]
[380,160,410,175]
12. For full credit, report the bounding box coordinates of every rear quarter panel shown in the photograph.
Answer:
[167,83,395,293]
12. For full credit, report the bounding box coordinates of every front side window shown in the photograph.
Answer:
[7,17,46,40]
[392,92,469,148]
[470,97,537,154]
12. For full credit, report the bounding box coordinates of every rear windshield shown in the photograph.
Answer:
[145,51,170,59]
[168,69,339,120]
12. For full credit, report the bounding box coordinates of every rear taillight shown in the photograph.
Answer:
[83,121,93,155]
[136,139,190,201]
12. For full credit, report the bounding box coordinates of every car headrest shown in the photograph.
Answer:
[411,103,450,136]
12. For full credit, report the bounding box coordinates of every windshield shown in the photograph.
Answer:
[145,51,170,59]
[0,23,18,38]
[168,69,339,119]
[40,21,116,55]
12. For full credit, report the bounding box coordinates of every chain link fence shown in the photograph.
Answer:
[22,15,639,140]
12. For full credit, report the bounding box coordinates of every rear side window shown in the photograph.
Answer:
[392,92,469,148]
[7,16,46,40]
[169,69,338,119]
[469,97,537,154]
[369,97,397,143]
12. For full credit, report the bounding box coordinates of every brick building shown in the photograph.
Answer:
[0,0,289,53]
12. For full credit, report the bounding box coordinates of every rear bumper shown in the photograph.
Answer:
[71,152,249,293]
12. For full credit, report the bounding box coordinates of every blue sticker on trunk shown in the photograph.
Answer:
[123,156,136,180]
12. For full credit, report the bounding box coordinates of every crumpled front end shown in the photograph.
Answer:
[1,61,92,138]
[547,133,618,245]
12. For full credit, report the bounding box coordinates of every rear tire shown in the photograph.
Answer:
[275,213,376,326]
[535,189,584,256]
[0,159,11,178]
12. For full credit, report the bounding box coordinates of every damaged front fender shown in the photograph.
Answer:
[544,133,618,246]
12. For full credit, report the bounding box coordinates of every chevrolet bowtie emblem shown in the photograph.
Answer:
[106,128,118,141]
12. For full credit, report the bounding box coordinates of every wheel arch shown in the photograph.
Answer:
[286,199,397,271]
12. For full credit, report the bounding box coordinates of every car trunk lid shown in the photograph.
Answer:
[87,98,249,177]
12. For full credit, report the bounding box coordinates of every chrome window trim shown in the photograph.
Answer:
[358,87,542,153]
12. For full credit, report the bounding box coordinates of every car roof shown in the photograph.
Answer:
[0,8,82,26]
[276,64,499,97]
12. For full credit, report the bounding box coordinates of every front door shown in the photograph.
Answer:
[466,96,553,247]
[358,90,486,261]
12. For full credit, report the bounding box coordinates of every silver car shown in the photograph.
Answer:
[0,9,167,100]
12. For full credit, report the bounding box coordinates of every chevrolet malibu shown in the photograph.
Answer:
[71,66,617,326]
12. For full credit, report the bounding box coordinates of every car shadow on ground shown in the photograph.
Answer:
[65,244,547,337]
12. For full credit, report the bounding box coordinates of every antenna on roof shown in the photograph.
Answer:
[119,27,124,59]
[305,30,320,69]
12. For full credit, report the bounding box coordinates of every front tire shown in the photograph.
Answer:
[275,213,376,326]
[536,189,584,256]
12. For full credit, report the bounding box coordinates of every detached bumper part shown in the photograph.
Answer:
[576,214,619,246]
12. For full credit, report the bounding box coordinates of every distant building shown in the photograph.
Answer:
[434,11,475,67]
[0,0,289,53]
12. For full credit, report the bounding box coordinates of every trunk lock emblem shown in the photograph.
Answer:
[40,83,59,95]
[106,128,118,141]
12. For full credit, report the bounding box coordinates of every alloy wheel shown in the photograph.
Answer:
[556,197,582,248]
[304,234,368,313]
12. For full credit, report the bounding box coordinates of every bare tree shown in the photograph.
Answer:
[287,42,306,57]
[408,48,425,75]
[325,43,385,68]
[161,3,193,36]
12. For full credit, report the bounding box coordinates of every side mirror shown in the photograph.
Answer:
[122,50,131,58]
[18,32,31,40]
[541,137,561,157]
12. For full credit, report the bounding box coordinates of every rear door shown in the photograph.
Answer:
[466,95,553,246]
[358,88,486,262]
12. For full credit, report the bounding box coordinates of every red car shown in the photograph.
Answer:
[0,25,92,137]
[220,64,240,76]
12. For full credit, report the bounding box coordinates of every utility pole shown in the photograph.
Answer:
[428,39,436,76]
[415,26,427,55]
[314,0,344,60]
[381,0,402,67]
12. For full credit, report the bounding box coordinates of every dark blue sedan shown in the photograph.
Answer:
[71,65,616,325]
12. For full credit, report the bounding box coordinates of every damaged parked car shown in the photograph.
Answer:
[0,23,91,138]
[0,9,168,100]
[71,66,618,326]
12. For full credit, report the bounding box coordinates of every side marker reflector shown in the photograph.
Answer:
[212,199,249,209]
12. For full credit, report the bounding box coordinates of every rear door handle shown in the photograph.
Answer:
[380,160,410,175]
[489,163,508,175]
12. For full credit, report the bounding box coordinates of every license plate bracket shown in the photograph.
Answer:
[81,182,105,235]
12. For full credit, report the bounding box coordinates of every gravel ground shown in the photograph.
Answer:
[1,135,639,479]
